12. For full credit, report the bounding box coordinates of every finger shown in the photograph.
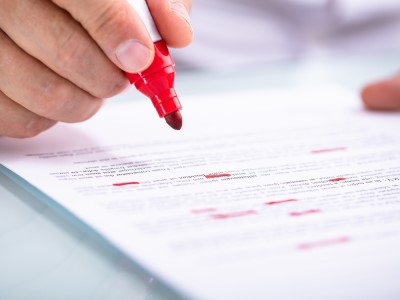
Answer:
[0,0,128,99]
[147,0,193,48]
[0,90,56,138]
[361,75,400,111]
[0,29,104,123]
[52,0,155,73]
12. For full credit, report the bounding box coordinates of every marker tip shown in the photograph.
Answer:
[164,110,183,130]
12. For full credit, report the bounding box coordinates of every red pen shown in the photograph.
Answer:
[125,0,182,130]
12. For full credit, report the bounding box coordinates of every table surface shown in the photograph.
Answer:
[1,52,400,300]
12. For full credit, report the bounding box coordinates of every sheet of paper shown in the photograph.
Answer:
[1,86,400,300]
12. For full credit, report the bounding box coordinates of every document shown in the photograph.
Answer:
[1,86,400,299]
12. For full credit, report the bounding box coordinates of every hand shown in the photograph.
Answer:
[361,75,400,111]
[0,0,193,138]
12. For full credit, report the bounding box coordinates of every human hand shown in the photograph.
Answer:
[361,75,400,111]
[0,0,192,138]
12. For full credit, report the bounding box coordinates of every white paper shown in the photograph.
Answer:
[1,86,400,299]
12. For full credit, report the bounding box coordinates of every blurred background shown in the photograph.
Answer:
[172,0,400,71]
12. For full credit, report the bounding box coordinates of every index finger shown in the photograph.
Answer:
[361,75,400,111]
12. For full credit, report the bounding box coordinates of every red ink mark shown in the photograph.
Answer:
[112,181,140,187]
[211,210,257,220]
[298,236,350,250]
[329,178,346,182]
[290,209,321,217]
[191,208,217,214]
[205,173,232,179]
[266,199,298,205]
[311,147,347,154]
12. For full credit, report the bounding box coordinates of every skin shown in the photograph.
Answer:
[361,75,400,111]
[0,0,192,138]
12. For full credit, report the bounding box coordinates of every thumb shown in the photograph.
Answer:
[361,75,400,111]
[147,0,193,48]
[52,0,155,73]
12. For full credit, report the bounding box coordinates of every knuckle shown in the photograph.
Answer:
[68,98,104,123]
[35,77,68,117]
[16,116,56,139]
[63,90,104,123]
[95,73,128,99]
[36,76,103,123]
[53,30,88,72]
[78,104,102,122]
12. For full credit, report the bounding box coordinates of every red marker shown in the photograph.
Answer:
[125,0,182,130]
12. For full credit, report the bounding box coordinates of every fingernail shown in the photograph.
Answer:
[115,40,152,73]
[170,1,193,33]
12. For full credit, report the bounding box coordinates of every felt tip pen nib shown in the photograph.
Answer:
[164,110,183,130]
